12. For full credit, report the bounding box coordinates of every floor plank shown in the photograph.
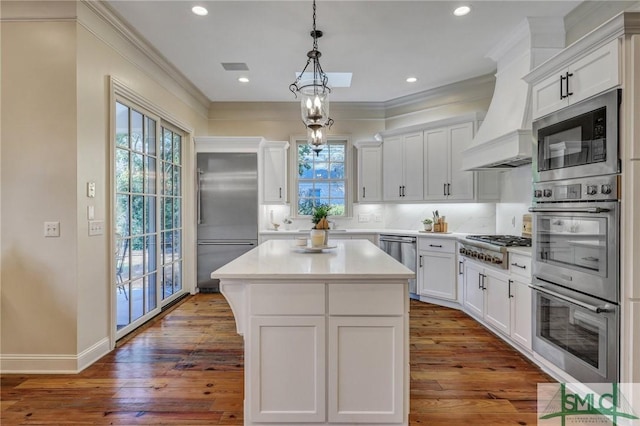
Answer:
[1,293,554,425]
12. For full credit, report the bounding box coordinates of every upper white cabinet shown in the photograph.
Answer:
[354,140,383,203]
[262,141,289,204]
[382,132,424,201]
[530,39,619,119]
[424,122,474,201]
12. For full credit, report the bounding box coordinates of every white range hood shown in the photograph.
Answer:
[462,18,565,171]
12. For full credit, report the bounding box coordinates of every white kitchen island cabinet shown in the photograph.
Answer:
[211,239,414,426]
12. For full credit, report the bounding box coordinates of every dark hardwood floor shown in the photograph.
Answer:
[1,293,554,425]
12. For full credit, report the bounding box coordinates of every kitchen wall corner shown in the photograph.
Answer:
[495,164,533,235]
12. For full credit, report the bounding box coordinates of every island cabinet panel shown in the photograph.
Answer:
[250,283,325,315]
[249,316,326,423]
[328,283,405,316]
[328,316,404,424]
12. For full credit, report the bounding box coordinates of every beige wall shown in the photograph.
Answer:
[1,21,79,356]
[1,2,208,371]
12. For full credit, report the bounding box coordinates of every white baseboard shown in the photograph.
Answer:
[0,337,110,374]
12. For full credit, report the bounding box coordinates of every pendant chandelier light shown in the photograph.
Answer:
[289,0,334,155]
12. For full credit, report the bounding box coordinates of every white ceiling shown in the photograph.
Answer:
[105,0,581,103]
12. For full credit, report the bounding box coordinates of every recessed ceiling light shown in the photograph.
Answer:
[192,6,208,16]
[406,77,417,83]
[238,77,250,83]
[453,6,471,17]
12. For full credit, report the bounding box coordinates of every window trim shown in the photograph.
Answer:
[289,135,352,219]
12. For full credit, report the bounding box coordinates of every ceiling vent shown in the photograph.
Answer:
[461,18,565,171]
[221,62,249,71]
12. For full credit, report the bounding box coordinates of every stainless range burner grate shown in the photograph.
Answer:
[466,235,532,247]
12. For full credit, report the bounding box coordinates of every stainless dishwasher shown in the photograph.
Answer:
[378,234,418,299]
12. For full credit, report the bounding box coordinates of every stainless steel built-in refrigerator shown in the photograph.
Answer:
[196,152,258,292]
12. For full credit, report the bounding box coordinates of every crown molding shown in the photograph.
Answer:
[81,0,210,112]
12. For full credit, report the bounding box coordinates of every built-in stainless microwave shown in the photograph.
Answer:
[533,89,620,182]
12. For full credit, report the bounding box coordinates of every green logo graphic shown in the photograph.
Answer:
[540,383,639,426]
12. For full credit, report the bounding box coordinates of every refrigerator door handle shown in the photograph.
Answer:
[196,168,203,225]
[197,241,257,246]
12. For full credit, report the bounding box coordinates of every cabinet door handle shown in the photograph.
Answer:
[458,261,463,275]
[419,255,423,268]
[362,187,366,199]
[444,183,447,196]
[481,274,486,290]
[560,74,566,99]
[478,273,482,289]
[511,262,526,269]
[279,187,282,199]
[508,279,514,298]
[566,72,573,96]
[447,183,451,196]
[429,244,443,248]
[399,186,402,197]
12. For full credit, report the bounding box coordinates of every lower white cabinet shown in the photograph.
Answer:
[462,256,533,350]
[463,260,511,336]
[328,316,404,424]
[250,316,326,423]
[483,268,511,336]
[417,238,456,301]
[509,277,532,350]
[246,282,407,424]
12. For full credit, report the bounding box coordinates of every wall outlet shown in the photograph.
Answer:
[44,221,60,237]
[88,220,104,236]
[374,214,383,222]
[358,214,370,223]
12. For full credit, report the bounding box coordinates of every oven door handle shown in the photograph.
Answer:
[528,207,610,214]
[530,281,612,314]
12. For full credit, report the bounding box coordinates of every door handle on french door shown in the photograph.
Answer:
[196,168,203,225]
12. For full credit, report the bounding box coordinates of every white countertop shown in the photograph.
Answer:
[211,239,415,280]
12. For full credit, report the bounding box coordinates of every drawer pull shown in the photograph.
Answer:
[511,262,527,269]
[581,256,599,262]
[429,244,443,248]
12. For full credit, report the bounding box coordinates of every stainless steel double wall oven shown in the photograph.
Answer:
[530,89,621,383]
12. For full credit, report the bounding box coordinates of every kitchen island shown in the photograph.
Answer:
[211,239,414,425]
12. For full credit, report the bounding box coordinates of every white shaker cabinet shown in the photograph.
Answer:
[463,260,485,319]
[417,238,457,301]
[262,141,289,204]
[424,122,474,201]
[383,132,423,201]
[482,268,511,336]
[463,259,511,336]
[508,253,533,351]
[354,140,383,203]
[530,39,619,119]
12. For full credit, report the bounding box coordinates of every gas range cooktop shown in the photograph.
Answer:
[466,235,532,247]
[460,235,532,269]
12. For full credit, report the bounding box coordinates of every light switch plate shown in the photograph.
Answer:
[44,221,60,237]
[87,205,95,220]
[88,220,104,236]
[87,181,96,198]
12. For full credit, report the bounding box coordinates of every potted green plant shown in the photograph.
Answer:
[422,218,433,232]
[311,204,332,229]
[311,204,332,246]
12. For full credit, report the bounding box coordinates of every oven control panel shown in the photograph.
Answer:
[533,175,619,202]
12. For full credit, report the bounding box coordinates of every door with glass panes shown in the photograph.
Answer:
[114,100,184,338]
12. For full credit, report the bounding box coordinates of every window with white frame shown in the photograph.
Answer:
[294,138,349,217]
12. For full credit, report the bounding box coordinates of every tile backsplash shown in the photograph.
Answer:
[496,165,533,235]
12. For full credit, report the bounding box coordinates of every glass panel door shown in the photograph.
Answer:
[115,102,159,333]
[160,127,183,300]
